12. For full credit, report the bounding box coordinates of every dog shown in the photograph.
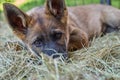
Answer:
[3,0,120,59]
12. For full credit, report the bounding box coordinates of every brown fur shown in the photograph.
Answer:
[3,0,120,59]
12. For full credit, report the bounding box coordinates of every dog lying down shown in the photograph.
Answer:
[3,0,120,60]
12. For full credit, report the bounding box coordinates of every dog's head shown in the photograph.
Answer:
[3,0,69,59]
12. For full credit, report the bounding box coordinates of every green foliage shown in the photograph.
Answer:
[0,0,120,20]
[112,0,120,8]
[66,0,100,6]
[20,0,45,11]
[0,0,15,3]
[0,0,120,12]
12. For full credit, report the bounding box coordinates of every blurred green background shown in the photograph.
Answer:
[0,0,120,20]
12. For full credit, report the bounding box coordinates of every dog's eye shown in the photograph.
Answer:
[33,37,43,47]
[53,32,63,40]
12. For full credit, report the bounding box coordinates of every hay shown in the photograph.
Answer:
[0,21,120,80]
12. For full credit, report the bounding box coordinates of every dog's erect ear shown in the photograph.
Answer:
[3,3,31,40]
[45,0,68,24]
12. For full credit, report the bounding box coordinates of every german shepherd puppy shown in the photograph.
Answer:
[3,0,120,59]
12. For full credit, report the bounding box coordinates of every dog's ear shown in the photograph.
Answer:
[3,3,31,40]
[45,0,68,24]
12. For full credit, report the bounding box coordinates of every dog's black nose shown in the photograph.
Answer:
[42,49,56,56]
[42,49,68,60]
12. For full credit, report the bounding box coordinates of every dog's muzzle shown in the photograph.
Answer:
[42,49,68,60]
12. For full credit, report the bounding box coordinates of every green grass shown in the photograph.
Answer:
[20,0,45,11]
[1,0,120,12]
[112,0,120,8]
[19,0,120,12]
[66,0,100,6]
[0,0,120,20]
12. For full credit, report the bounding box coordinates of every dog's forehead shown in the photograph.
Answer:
[27,16,64,40]
[27,8,66,32]
[30,15,65,32]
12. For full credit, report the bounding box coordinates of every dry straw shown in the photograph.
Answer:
[0,21,120,80]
